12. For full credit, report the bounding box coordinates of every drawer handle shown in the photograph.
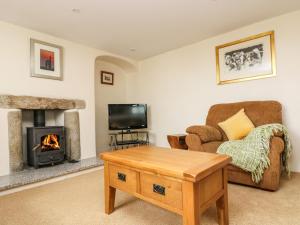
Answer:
[117,172,126,182]
[153,184,165,196]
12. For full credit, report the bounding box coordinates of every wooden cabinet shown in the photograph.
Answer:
[167,134,188,150]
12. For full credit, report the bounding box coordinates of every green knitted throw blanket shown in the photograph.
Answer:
[217,123,292,183]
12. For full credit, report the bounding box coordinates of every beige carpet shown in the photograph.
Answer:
[0,169,299,225]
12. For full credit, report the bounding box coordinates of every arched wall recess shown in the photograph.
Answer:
[95,55,138,73]
[94,55,138,152]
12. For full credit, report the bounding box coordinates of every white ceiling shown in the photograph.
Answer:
[1,0,300,60]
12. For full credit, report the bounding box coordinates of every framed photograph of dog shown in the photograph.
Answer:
[101,71,114,85]
[215,31,276,85]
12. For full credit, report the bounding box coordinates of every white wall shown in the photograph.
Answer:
[128,11,300,171]
[95,60,128,152]
[0,21,135,176]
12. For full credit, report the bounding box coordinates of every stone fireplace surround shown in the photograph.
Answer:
[0,95,86,176]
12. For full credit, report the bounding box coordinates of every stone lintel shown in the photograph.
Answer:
[0,95,85,110]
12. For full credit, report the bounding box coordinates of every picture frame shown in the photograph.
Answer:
[101,71,114,85]
[30,39,63,80]
[215,31,276,85]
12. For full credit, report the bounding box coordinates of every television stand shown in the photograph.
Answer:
[109,130,149,150]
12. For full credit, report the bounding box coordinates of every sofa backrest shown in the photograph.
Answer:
[206,101,282,140]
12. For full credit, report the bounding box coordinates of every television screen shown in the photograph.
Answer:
[108,104,147,130]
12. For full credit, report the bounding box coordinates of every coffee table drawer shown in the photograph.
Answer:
[140,172,183,210]
[109,164,138,194]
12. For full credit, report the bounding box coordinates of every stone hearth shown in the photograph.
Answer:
[0,95,86,176]
[0,157,103,192]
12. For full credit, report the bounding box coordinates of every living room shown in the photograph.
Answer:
[0,1,299,225]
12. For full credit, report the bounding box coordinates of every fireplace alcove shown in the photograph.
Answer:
[0,95,86,175]
[27,126,65,168]
[26,110,66,168]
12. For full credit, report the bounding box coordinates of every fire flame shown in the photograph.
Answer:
[41,134,60,151]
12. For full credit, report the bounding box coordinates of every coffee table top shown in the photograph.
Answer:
[100,146,231,182]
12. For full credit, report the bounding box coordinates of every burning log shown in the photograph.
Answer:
[41,134,60,151]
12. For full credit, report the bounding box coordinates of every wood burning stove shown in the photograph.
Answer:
[27,110,65,168]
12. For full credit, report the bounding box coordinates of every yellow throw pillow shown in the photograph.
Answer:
[218,108,255,140]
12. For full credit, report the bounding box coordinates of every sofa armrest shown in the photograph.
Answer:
[270,136,285,155]
[186,125,222,143]
[255,136,285,191]
[185,134,204,151]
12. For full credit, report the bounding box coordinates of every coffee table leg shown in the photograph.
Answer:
[104,162,116,214]
[216,168,229,225]
[182,181,200,225]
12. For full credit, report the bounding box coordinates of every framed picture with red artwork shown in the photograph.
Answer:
[101,71,114,85]
[30,39,63,80]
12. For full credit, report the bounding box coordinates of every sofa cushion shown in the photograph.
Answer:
[218,108,255,140]
[206,101,282,140]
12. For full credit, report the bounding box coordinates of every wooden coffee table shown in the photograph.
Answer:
[100,146,231,225]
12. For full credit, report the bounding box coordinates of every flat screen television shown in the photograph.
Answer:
[108,104,147,130]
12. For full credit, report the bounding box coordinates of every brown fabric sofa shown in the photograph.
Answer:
[185,101,284,191]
